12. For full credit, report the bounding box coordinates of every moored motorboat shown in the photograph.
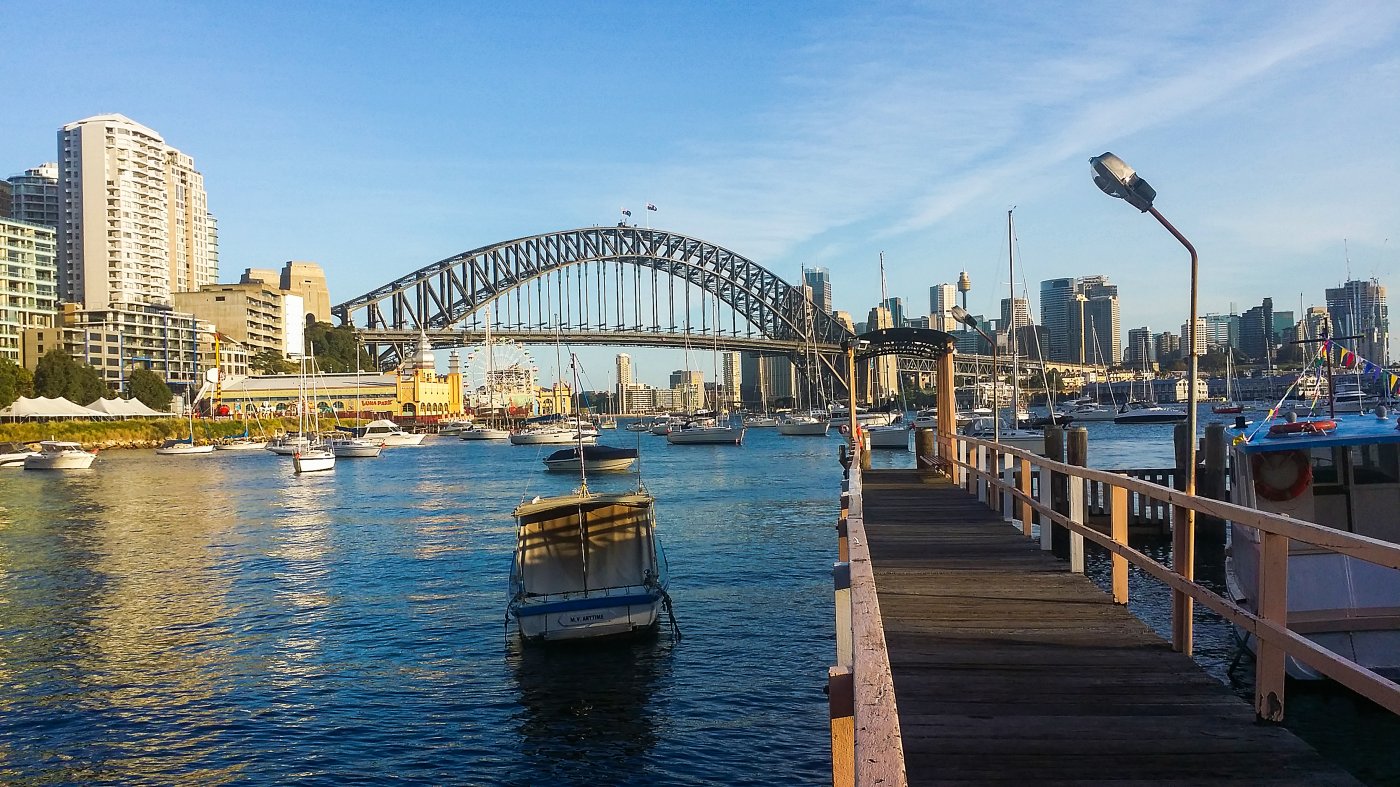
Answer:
[1226,409,1400,679]
[1113,401,1188,424]
[358,419,426,446]
[216,436,269,451]
[266,434,311,455]
[666,419,744,445]
[543,444,639,472]
[155,439,215,456]
[867,422,911,449]
[24,440,97,470]
[329,436,384,458]
[743,413,781,428]
[0,442,40,467]
[962,417,1044,453]
[460,424,511,440]
[776,414,829,436]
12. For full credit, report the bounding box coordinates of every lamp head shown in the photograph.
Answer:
[1090,152,1156,212]
[949,305,976,328]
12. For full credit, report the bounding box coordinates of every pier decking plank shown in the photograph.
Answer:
[861,469,1359,786]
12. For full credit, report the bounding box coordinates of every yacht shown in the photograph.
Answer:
[743,413,781,428]
[866,415,911,449]
[329,436,384,458]
[961,417,1045,453]
[667,414,745,445]
[155,439,215,456]
[266,434,312,455]
[1227,409,1400,679]
[360,419,426,446]
[542,444,639,473]
[24,441,96,470]
[1332,378,1367,415]
[460,424,511,441]
[1114,400,1189,424]
[776,412,829,436]
[1,442,40,467]
[1067,398,1118,422]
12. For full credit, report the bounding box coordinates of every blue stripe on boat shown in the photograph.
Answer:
[512,592,662,617]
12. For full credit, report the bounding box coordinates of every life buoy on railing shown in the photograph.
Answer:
[1267,419,1337,437]
[838,424,850,435]
[1251,450,1312,502]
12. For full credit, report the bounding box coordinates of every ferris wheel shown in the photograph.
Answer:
[462,339,539,406]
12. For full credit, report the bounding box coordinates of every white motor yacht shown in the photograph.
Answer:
[776,414,829,436]
[155,439,214,456]
[361,419,426,446]
[329,436,384,458]
[24,441,97,470]
[266,434,312,455]
[962,417,1045,453]
[1113,401,1188,424]
[460,425,511,440]
[0,442,40,467]
[867,420,911,449]
[666,418,745,445]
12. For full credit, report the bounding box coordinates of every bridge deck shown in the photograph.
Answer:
[861,469,1358,785]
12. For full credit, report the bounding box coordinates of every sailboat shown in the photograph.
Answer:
[292,347,335,473]
[777,283,830,436]
[966,210,1043,452]
[1213,350,1244,414]
[462,306,511,440]
[216,406,269,450]
[668,290,745,445]
[156,386,215,455]
[1066,317,1118,422]
[508,354,672,641]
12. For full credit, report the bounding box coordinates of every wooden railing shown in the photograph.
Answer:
[939,430,1400,723]
[829,446,906,787]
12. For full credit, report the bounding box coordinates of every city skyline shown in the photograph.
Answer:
[4,3,1399,386]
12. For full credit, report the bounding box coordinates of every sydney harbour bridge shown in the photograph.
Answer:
[331,226,1004,398]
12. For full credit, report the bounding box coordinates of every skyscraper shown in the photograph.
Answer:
[881,297,906,329]
[1238,299,1274,362]
[999,297,1030,333]
[1326,278,1388,364]
[8,163,59,228]
[1125,327,1153,368]
[1045,276,1120,364]
[802,267,832,314]
[58,114,218,308]
[1039,278,1075,361]
[1,219,57,362]
[615,353,633,403]
[930,283,957,332]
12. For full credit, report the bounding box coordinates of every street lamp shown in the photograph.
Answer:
[1090,151,1200,655]
[950,305,997,444]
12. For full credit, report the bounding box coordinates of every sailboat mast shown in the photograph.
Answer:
[1007,210,1019,424]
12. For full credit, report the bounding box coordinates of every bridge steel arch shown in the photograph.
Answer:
[332,226,854,369]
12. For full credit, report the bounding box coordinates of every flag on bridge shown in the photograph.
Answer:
[621,209,632,216]
[646,203,657,211]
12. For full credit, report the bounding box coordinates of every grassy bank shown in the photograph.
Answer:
[0,418,305,449]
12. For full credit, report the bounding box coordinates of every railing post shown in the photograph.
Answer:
[1018,457,1033,537]
[1110,485,1129,604]
[834,561,852,665]
[1000,454,1014,523]
[1038,463,1053,551]
[1255,531,1289,722]
[976,444,988,504]
[1068,468,1085,574]
[829,665,854,787]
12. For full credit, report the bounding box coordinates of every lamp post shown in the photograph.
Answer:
[950,306,997,444]
[1090,151,1199,655]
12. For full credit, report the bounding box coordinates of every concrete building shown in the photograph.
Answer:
[8,163,59,228]
[241,267,280,287]
[930,283,958,332]
[740,352,796,409]
[882,297,906,330]
[0,181,9,219]
[58,114,218,308]
[669,369,704,410]
[23,302,201,393]
[0,219,58,362]
[1039,278,1074,361]
[1000,297,1031,336]
[1125,327,1154,368]
[1156,331,1182,365]
[281,261,332,322]
[802,267,832,314]
[615,352,633,403]
[1327,278,1388,364]
[1043,276,1120,364]
[863,304,899,400]
[174,281,298,359]
[1237,299,1274,362]
[720,350,741,408]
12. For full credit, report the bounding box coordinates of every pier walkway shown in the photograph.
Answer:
[857,468,1357,785]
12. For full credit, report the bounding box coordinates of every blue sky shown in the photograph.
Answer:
[5,1,1400,386]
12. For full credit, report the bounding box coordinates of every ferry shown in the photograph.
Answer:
[1227,409,1400,679]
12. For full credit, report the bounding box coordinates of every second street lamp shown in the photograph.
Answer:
[1089,151,1200,656]
[950,305,997,445]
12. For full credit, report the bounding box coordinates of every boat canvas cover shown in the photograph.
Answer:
[544,445,639,463]
[516,495,652,595]
[0,396,111,419]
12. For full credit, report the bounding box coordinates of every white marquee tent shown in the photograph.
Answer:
[0,396,113,420]
[86,397,168,417]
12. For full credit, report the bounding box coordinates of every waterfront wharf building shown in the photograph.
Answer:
[0,219,58,362]
[1327,278,1388,364]
[8,163,60,228]
[22,302,200,393]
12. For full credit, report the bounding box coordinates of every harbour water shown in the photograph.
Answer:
[1,415,1396,784]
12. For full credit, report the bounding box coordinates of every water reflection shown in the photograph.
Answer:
[509,634,670,784]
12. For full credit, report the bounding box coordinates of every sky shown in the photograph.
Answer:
[5,1,1400,387]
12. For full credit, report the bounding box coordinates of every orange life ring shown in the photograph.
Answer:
[1251,450,1312,502]
[1267,419,1336,437]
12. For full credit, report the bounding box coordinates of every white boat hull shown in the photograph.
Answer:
[1069,408,1118,422]
[216,440,268,451]
[331,440,383,458]
[460,427,510,440]
[25,452,96,470]
[777,420,829,436]
[1,451,39,467]
[155,443,215,455]
[744,416,780,428]
[512,592,663,641]
[867,426,910,449]
[543,457,637,472]
[293,450,336,473]
[510,430,599,445]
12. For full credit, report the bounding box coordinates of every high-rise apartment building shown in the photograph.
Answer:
[0,219,58,362]
[1125,327,1153,368]
[802,267,832,314]
[1044,276,1120,364]
[23,302,200,391]
[999,297,1030,334]
[1039,278,1075,361]
[58,114,218,308]
[881,297,906,329]
[0,181,9,219]
[615,352,633,403]
[720,350,741,408]
[172,282,300,359]
[929,283,957,332]
[1200,313,1236,350]
[1155,331,1181,365]
[1237,299,1274,362]
[8,163,59,228]
[1327,278,1388,364]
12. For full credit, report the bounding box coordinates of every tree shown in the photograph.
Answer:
[32,350,108,404]
[305,321,375,373]
[128,367,173,411]
[250,349,297,375]
[0,358,34,408]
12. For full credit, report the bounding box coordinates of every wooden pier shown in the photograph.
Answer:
[855,468,1358,784]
